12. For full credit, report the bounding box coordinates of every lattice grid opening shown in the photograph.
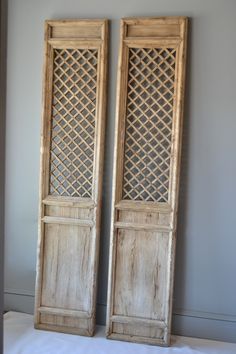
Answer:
[122,48,176,202]
[49,48,98,198]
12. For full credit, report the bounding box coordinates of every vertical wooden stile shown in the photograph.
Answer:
[106,17,188,346]
[34,19,108,336]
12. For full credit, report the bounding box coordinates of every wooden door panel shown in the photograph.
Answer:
[112,323,165,341]
[34,19,108,336]
[114,229,170,320]
[106,17,188,346]
[41,224,92,311]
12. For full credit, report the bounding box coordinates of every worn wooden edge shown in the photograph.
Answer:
[106,332,168,347]
[89,18,109,331]
[124,38,181,46]
[48,39,102,48]
[122,16,188,23]
[114,222,172,232]
[165,17,188,346]
[106,21,124,334]
[105,18,127,336]
[169,16,188,229]
[38,306,90,318]
[42,196,96,208]
[42,216,94,227]
[114,48,129,201]
[35,323,94,337]
[111,315,167,328]
[34,20,53,326]
[91,20,108,200]
[115,200,172,213]
[46,18,107,26]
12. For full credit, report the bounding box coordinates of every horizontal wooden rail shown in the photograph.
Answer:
[115,201,172,213]
[38,306,90,319]
[111,315,167,328]
[124,38,181,46]
[43,196,96,209]
[42,216,94,227]
[48,39,102,48]
[107,333,166,346]
[114,221,171,232]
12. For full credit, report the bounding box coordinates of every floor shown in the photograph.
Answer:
[4,311,236,354]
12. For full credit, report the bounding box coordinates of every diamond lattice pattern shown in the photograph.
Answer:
[49,48,98,197]
[122,48,176,202]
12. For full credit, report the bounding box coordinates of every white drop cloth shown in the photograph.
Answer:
[4,311,236,354]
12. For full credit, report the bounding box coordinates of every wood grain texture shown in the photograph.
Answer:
[106,17,188,346]
[114,229,169,320]
[41,224,91,308]
[34,19,108,336]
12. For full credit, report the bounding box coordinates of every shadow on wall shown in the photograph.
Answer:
[0,0,7,350]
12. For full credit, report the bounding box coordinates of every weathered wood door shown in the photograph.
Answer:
[34,19,108,336]
[106,17,187,346]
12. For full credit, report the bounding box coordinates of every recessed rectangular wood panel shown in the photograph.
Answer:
[112,323,165,341]
[127,25,180,38]
[114,229,169,320]
[106,17,187,346]
[51,24,102,39]
[41,224,92,311]
[34,19,108,336]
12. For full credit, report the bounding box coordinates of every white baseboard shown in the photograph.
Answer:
[4,290,236,343]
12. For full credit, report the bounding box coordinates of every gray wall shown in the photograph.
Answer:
[0,0,7,350]
[4,0,236,343]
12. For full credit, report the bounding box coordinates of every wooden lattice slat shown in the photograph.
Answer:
[34,19,108,337]
[106,17,188,346]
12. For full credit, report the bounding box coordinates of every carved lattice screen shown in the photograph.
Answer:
[34,20,108,336]
[50,48,98,198]
[106,17,188,346]
[123,47,176,202]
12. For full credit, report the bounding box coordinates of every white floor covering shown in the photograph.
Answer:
[4,311,236,354]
